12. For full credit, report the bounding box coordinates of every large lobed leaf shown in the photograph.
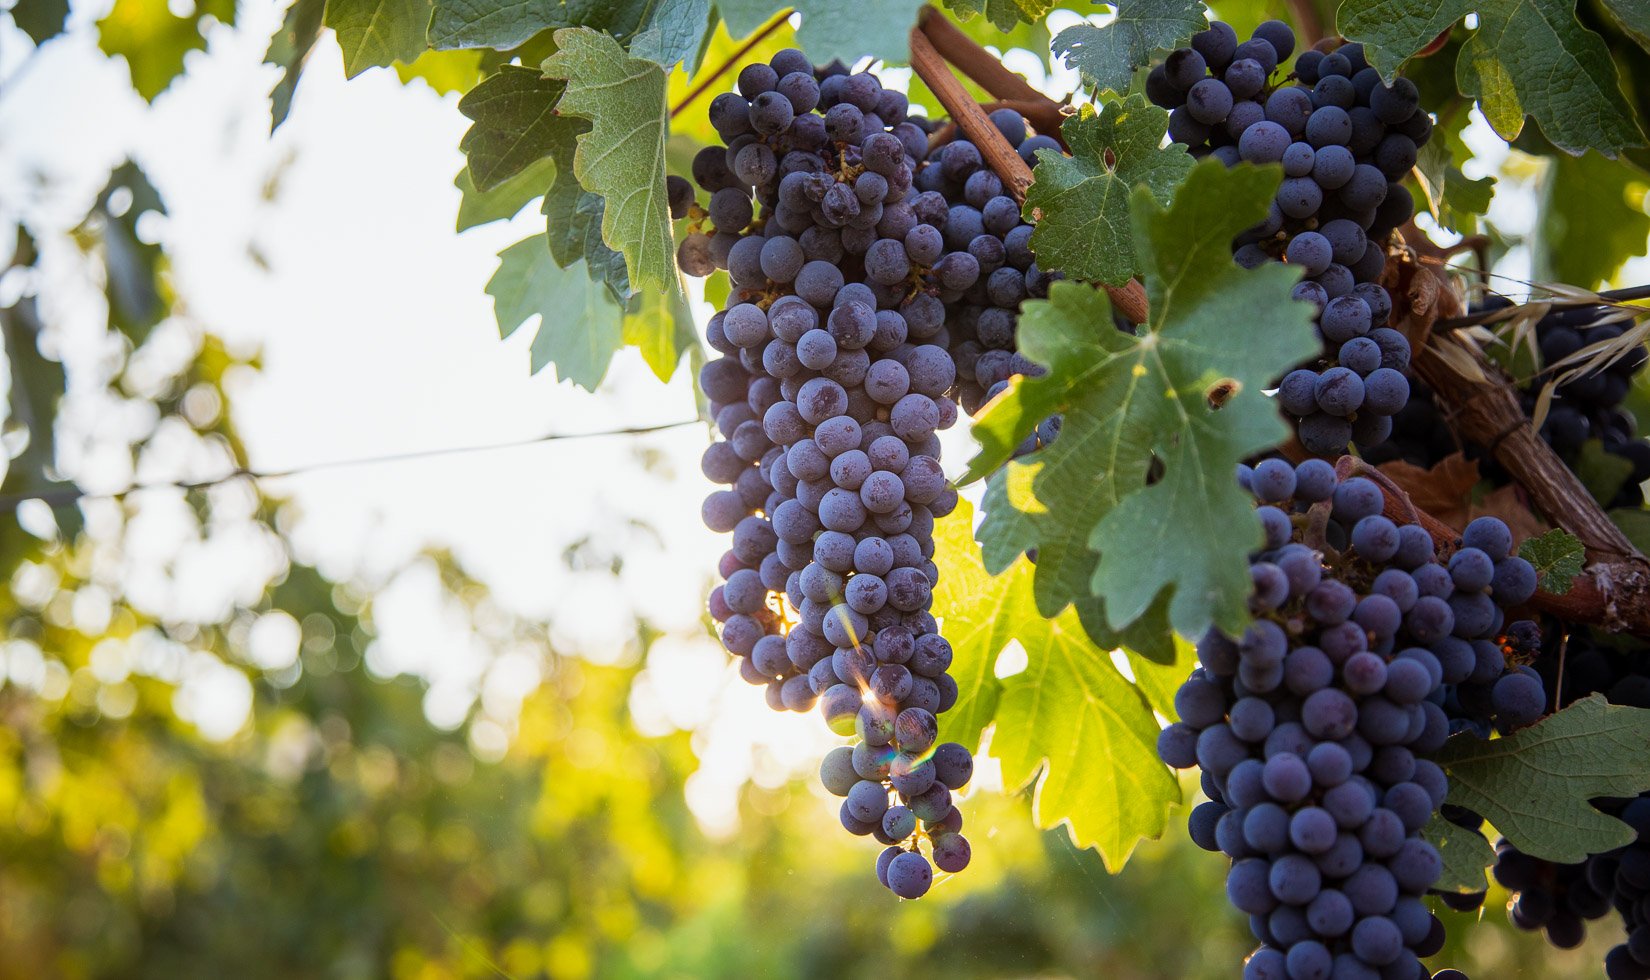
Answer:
[717,0,925,65]
[429,0,709,68]
[1412,136,1495,234]
[454,157,557,231]
[264,0,325,131]
[324,0,430,77]
[1435,695,1650,864]
[967,161,1317,640]
[944,0,1057,33]
[1421,815,1495,893]
[543,153,633,305]
[487,231,688,384]
[1600,0,1650,50]
[14,0,70,46]
[96,0,236,101]
[541,28,676,297]
[932,497,1178,872]
[1337,0,1646,157]
[992,602,1181,872]
[76,162,169,346]
[1051,0,1208,97]
[0,229,80,539]
[487,235,623,388]
[1024,95,1195,287]
[458,65,578,192]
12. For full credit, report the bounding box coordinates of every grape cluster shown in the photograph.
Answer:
[1149,21,1434,456]
[1159,460,1544,977]
[929,109,1061,418]
[1598,791,1650,980]
[681,50,977,898]
[1444,627,1650,976]
[1366,302,1650,502]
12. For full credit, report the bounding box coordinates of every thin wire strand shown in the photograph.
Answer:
[0,418,705,513]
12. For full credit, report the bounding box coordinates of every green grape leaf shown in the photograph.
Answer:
[1076,590,1178,664]
[627,0,714,71]
[717,0,925,65]
[967,161,1317,639]
[1576,438,1636,508]
[429,0,698,64]
[1518,528,1585,595]
[978,459,1104,635]
[1120,627,1197,719]
[324,0,430,78]
[96,0,235,101]
[264,0,325,131]
[1422,815,1494,893]
[620,288,696,383]
[1413,137,1495,233]
[454,157,556,231]
[1536,150,1650,290]
[458,66,576,192]
[487,234,624,388]
[1600,0,1650,50]
[544,177,633,304]
[1024,96,1195,286]
[1337,0,1646,157]
[542,28,676,297]
[1435,695,1650,863]
[1051,0,1208,97]
[75,162,168,345]
[990,602,1180,872]
[395,49,486,94]
[930,495,1014,754]
[944,0,1057,32]
[12,0,70,45]
[0,229,80,540]
[540,113,633,305]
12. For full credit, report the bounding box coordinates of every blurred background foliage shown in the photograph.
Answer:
[0,0,1642,976]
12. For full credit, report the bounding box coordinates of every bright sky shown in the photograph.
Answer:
[0,0,851,835]
[0,0,1644,836]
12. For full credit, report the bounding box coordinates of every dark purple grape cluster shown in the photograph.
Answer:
[1149,20,1434,457]
[1159,459,1544,977]
[927,108,1062,423]
[680,49,977,899]
[1367,300,1650,509]
[1442,627,1650,977]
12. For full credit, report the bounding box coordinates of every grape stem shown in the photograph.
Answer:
[1394,239,1643,563]
[668,9,793,120]
[915,8,1069,139]
[906,23,1151,325]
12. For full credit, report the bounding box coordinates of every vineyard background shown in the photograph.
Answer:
[0,0,1648,976]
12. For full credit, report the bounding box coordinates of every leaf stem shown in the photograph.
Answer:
[669,10,792,120]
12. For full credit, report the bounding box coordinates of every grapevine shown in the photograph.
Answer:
[18,0,1650,975]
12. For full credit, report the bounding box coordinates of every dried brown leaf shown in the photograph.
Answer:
[1378,453,1482,529]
